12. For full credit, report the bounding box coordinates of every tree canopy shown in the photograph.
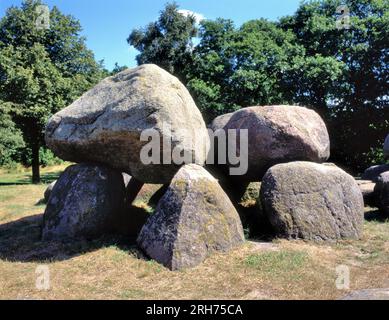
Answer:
[128,2,198,82]
[0,0,106,182]
[128,0,389,173]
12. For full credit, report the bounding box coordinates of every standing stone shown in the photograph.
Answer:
[374,172,389,215]
[137,164,245,270]
[45,64,210,184]
[261,162,364,241]
[362,164,389,182]
[213,105,330,181]
[42,164,126,240]
[44,181,56,203]
[384,134,389,159]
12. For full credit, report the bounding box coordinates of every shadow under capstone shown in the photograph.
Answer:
[0,210,152,264]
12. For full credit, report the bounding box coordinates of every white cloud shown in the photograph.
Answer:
[178,9,205,24]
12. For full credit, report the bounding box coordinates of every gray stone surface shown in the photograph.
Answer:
[42,164,126,240]
[122,173,132,188]
[362,164,389,182]
[261,162,364,241]
[215,105,330,181]
[44,181,56,203]
[356,180,376,207]
[137,164,245,270]
[341,288,389,300]
[209,112,233,131]
[374,171,389,215]
[45,64,210,184]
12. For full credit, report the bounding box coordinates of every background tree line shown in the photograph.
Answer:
[0,0,387,183]
[0,0,120,182]
[129,0,389,174]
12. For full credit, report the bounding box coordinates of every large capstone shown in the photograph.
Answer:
[260,162,364,241]
[137,164,245,270]
[45,64,210,184]
[42,164,126,240]
[212,105,330,181]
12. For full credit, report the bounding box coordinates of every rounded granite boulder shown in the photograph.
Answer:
[212,105,330,181]
[260,162,364,241]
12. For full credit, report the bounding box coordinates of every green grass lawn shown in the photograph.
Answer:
[0,165,388,300]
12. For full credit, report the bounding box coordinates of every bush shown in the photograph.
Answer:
[39,148,64,167]
[363,146,388,167]
[0,105,25,166]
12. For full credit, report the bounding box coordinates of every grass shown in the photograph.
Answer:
[245,250,308,274]
[0,165,388,300]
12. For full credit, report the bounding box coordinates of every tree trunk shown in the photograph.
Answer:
[31,143,40,184]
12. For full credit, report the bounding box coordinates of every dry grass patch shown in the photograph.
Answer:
[0,165,388,300]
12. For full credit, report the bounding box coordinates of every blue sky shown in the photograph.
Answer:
[0,0,302,70]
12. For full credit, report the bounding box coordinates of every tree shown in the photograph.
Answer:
[0,0,105,182]
[129,0,388,172]
[279,0,389,172]
[127,2,198,82]
[111,62,128,75]
[187,18,342,122]
[186,18,238,121]
[0,102,25,166]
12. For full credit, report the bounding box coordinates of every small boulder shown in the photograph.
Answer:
[42,164,126,240]
[45,64,210,184]
[374,172,389,215]
[137,164,245,270]
[261,162,364,241]
[216,105,330,181]
[44,181,56,203]
[361,164,389,182]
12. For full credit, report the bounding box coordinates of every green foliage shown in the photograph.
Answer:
[0,0,105,182]
[0,103,25,166]
[279,0,389,172]
[39,148,63,167]
[245,250,309,275]
[129,1,389,172]
[363,147,388,167]
[111,62,128,75]
[127,2,198,81]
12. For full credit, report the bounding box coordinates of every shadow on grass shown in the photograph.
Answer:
[0,171,62,186]
[365,209,389,223]
[0,213,148,263]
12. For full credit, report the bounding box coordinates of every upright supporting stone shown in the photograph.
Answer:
[42,164,126,240]
[137,164,245,271]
